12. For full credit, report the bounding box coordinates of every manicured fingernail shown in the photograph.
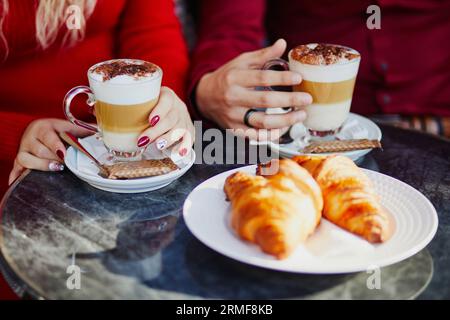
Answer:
[292,73,302,83]
[137,136,150,147]
[179,148,188,157]
[56,149,65,161]
[156,139,167,150]
[150,115,160,127]
[49,162,64,172]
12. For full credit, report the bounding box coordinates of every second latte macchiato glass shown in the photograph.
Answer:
[263,44,360,137]
[64,59,162,161]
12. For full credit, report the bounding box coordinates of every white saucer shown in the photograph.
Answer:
[264,113,382,161]
[65,135,195,193]
[183,165,438,274]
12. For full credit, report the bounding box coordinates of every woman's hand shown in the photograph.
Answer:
[137,87,195,156]
[195,39,312,140]
[8,119,92,185]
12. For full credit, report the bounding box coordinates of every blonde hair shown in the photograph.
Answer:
[1,0,96,60]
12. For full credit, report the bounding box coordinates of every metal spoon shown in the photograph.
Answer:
[59,132,109,178]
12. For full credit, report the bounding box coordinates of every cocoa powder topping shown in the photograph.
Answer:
[92,60,158,81]
[291,44,360,65]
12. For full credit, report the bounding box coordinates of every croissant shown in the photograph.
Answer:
[224,159,323,259]
[292,155,390,243]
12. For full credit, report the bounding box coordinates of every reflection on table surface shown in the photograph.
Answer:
[0,125,448,299]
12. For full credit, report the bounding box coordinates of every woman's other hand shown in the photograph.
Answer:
[137,87,195,157]
[8,119,92,185]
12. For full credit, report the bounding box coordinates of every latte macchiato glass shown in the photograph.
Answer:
[64,59,162,161]
[263,43,360,136]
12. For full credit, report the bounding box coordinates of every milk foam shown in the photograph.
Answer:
[88,72,161,84]
[88,60,162,105]
[289,44,360,82]
[289,54,360,83]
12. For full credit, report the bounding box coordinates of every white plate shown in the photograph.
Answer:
[264,113,382,161]
[183,165,438,274]
[65,135,195,193]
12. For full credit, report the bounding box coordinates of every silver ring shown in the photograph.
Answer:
[244,108,258,128]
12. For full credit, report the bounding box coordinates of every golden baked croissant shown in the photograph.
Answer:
[292,155,390,243]
[224,159,323,259]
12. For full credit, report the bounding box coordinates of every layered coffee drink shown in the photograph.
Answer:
[87,59,162,159]
[289,44,360,136]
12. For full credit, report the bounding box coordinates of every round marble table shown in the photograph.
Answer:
[0,125,448,299]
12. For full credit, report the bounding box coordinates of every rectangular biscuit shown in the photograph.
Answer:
[303,139,382,153]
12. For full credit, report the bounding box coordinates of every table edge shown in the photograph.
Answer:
[0,169,46,300]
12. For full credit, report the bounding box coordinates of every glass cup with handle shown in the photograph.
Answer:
[63,59,162,161]
[263,43,361,137]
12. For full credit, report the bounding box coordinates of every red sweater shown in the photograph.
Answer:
[0,0,189,190]
[189,0,450,123]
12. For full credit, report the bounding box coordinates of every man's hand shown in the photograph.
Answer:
[195,39,312,140]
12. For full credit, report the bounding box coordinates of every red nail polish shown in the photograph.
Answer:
[150,115,160,127]
[137,136,150,147]
[56,149,65,161]
[179,148,188,157]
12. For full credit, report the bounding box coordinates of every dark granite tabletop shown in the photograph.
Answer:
[0,125,448,300]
